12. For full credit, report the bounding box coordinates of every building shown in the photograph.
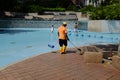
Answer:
[71,0,105,7]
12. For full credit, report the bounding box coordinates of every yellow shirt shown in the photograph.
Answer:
[58,26,67,40]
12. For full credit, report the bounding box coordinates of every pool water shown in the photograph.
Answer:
[0,28,120,68]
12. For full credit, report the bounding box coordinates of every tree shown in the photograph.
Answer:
[80,0,120,20]
[0,0,18,11]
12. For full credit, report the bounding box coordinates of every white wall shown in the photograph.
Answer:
[88,20,120,33]
[88,20,102,32]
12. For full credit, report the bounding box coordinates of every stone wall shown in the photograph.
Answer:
[88,20,120,33]
[88,20,102,32]
[84,52,103,63]
[112,56,120,71]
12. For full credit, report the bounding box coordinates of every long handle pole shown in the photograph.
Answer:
[118,40,120,57]
[69,40,81,51]
[54,39,59,47]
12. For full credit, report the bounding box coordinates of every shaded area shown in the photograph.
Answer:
[80,44,118,60]
[94,44,118,59]
[0,29,36,34]
[94,44,118,51]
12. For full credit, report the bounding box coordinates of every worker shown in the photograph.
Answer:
[58,22,69,54]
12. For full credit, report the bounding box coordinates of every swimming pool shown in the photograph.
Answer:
[0,28,120,68]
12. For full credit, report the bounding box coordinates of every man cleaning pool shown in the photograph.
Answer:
[58,22,69,54]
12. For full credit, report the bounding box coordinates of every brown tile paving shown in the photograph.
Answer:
[0,47,120,80]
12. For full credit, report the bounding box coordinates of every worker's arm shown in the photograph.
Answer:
[58,32,59,37]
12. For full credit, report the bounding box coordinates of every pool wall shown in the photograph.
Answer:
[0,19,77,28]
[0,19,88,31]
[88,20,120,33]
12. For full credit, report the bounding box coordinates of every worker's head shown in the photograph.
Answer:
[62,22,67,26]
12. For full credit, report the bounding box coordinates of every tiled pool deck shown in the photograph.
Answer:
[0,45,120,80]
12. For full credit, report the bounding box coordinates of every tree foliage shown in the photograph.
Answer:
[80,0,120,20]
[0,0,76,12]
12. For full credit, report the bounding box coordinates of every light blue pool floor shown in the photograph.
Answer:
[0,28,120,68]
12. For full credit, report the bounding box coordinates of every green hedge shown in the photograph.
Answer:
[27,5,43,12]
[42,8,65,11]
[24,5,66,12]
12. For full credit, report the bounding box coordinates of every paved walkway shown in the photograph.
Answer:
[0,46,120,80]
